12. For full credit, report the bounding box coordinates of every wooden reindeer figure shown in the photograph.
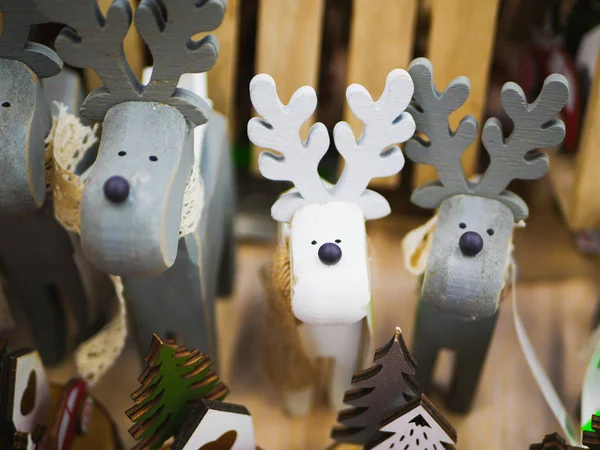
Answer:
[405,58,569,412]
[37,0,235,361]
[248,70,416,415]
[0,0,108,364]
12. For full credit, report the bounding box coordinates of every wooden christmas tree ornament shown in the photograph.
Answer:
[366,394,457,450]
[172,399,256,450]
[126,334,229,450]
[248,69,415,416]
[0,349,51,437]
[405,57,569,412]
[38,0,236,363]
[583,415,600,450]
[331,327,419,446]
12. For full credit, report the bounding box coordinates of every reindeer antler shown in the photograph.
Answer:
[475,74,568,219]
[405,57,478,209]
[0,0,62,78]
[331,69,415,219]
[38,0,224,125]
[248,74,330,222]
[406,57,568,220]
[249,70,414,222]
[136,0,223,102]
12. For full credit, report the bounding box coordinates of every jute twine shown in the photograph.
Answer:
[261,243,317,391]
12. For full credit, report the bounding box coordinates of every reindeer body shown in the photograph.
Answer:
[122,108,233,358]
[249,70,415,415]
[0,1,114,364]
[405,58,569,412]
[38,0,234,362]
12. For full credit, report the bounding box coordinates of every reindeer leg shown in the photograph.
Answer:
[123,234,218,363]
[446,310,499,413]
[327,321,364,411]
[412,301,441,396]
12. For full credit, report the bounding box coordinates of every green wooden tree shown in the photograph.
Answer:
[583,415,600,450]
[126,334,229,450]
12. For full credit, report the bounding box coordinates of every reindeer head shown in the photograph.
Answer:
[406,58,568,320]
[38,0,224,276]
[0,0,63,214]
[248,70,415,325]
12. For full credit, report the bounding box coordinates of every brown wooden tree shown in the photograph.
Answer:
[331,327,420,445]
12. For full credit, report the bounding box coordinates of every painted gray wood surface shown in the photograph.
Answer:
[36,0,221,125]
[0,67,110,365]
[124,111,234,363]
[405,58,569,413]
[79,101,193,277]
[0,60,50,214]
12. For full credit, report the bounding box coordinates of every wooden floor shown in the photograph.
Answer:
[13,181,598,449]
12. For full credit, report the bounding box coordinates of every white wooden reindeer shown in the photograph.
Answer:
[248,70,415,415]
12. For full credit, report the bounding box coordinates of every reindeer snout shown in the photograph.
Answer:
[459,231,483,257]
[318,242,342,266]
[103,176,130,204]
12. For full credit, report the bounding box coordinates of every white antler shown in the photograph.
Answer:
[248,74,330,221]
[331,69,415,219]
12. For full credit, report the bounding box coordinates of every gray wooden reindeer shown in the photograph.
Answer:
[405,58,568,412]
[38,0,235,361]
[0,0,107,364]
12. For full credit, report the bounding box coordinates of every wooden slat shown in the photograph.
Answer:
[84,0,146,92]
[207,0,240,130]
[412,0,500,188]
[252,0,326,172]
[342,0,418,190]
[571,46,600,230]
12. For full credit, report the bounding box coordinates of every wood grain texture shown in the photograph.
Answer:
[572,45,600,230]
[207,0,239,128]
[343,0,417,189]
[84,0,145,94]
[252,0,325,172]
[412,0,500,188]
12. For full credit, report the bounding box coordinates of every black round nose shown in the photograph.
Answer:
[459,231,484,257]
[103,176,130,203]
[318,242,342,266]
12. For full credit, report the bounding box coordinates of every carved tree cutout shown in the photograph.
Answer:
[126,335,229,450]
[331,328,420,445]
[365,394,457,450]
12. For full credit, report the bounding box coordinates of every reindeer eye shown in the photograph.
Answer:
[335,239,341,243]
[311,240,317,245]
[149,156,158,162]
[118,151,126,156]
[487,228,494,236]
[2,102,10,108]
[459,222,466,229]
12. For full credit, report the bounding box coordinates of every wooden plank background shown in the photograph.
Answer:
[251,0,326,171]
[411,0,500,188]
[342,0,418,189]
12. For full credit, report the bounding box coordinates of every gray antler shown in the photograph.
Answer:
[38,0,223,125]
[0,0,62,77]
[405,57,477,209]
[475,74,568,209]
[37,0,142,121]
[136,0,224,106]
